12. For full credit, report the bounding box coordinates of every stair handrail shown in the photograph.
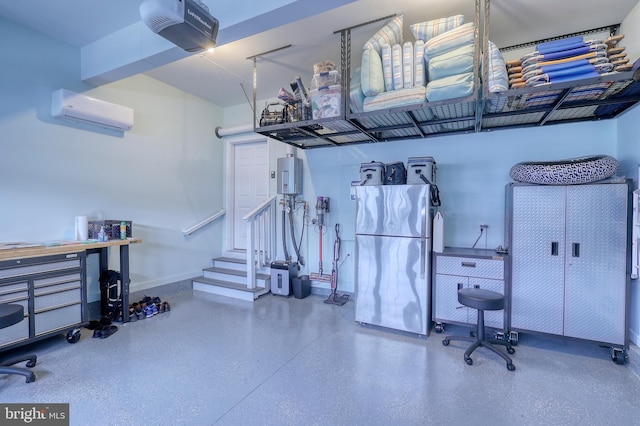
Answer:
[244,195,277,289]
[182,210,225,235]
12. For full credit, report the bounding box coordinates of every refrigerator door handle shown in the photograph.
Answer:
[421,197,427,239]
[420,238,426,279]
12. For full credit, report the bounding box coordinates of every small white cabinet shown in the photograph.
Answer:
[432,248,507,333]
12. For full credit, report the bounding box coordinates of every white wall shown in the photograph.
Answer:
[0,16,226,300]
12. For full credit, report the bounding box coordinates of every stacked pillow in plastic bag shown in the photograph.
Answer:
[354,15,431,113]
[416,17,475,102]
[349,14,510,114]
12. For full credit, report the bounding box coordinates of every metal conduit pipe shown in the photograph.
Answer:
[282,206,290,262]
[288,196,305,267]
[214,124,254,138]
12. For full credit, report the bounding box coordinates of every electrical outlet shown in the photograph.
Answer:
[480,224,489,230]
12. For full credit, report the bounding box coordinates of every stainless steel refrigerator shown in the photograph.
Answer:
[354,184,432,335]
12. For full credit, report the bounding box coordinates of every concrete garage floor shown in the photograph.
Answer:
[1,281,639,425]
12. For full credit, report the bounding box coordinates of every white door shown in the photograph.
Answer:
[229,138,269,251]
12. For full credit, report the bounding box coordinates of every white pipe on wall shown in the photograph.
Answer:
[215,124,254,138]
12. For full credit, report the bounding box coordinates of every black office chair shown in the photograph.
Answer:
[442,287,515,371]
[0,304,37,383]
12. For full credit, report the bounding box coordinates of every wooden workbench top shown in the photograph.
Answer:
[0,238,142,261]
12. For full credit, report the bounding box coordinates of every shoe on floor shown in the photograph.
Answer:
[136,306,145,320]
[99,325,118,339]
[143,304,156,318]
[92,324,118,338]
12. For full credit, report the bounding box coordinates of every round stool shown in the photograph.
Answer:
[0,304,37,383]
[442,287,515,371]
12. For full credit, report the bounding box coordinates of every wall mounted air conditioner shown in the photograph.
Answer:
[51,89,134,131]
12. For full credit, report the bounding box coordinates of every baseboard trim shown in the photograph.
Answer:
[128,270,202,294]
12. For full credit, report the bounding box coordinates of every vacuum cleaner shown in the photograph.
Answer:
[324,223,349,306]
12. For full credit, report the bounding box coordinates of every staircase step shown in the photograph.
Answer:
[203,266,270,285]
[192,276,269,301]
[212,256,246,271]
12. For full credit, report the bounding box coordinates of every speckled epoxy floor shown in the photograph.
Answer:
[1,282,640,425]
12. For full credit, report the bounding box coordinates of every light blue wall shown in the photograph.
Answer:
[0,16,226,300]
[222,100,623,304]
[617,104,640,344]
[294,120,618,294]
[2,12,637,344]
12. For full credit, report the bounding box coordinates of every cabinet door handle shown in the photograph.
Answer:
[572,243,580,258]
[461,261,476,268]
[456,283,464,308]
[551,242,559,256]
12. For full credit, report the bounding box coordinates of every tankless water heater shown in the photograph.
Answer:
[277,156,302,195]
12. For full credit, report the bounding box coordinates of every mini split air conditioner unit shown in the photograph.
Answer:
[140,0,219,52]
[51,89,134,131]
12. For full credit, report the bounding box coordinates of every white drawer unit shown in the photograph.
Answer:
[0,252,87,349]
[432,248,508,333]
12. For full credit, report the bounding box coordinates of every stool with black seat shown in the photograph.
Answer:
[442,287,515,371]
[0,304,37,383]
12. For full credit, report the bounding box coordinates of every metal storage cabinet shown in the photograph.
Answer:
[506,181,630,362]
[0,252,87,349]
[432,248,507,333]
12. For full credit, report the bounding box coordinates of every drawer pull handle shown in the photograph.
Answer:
[461,261,476,268]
